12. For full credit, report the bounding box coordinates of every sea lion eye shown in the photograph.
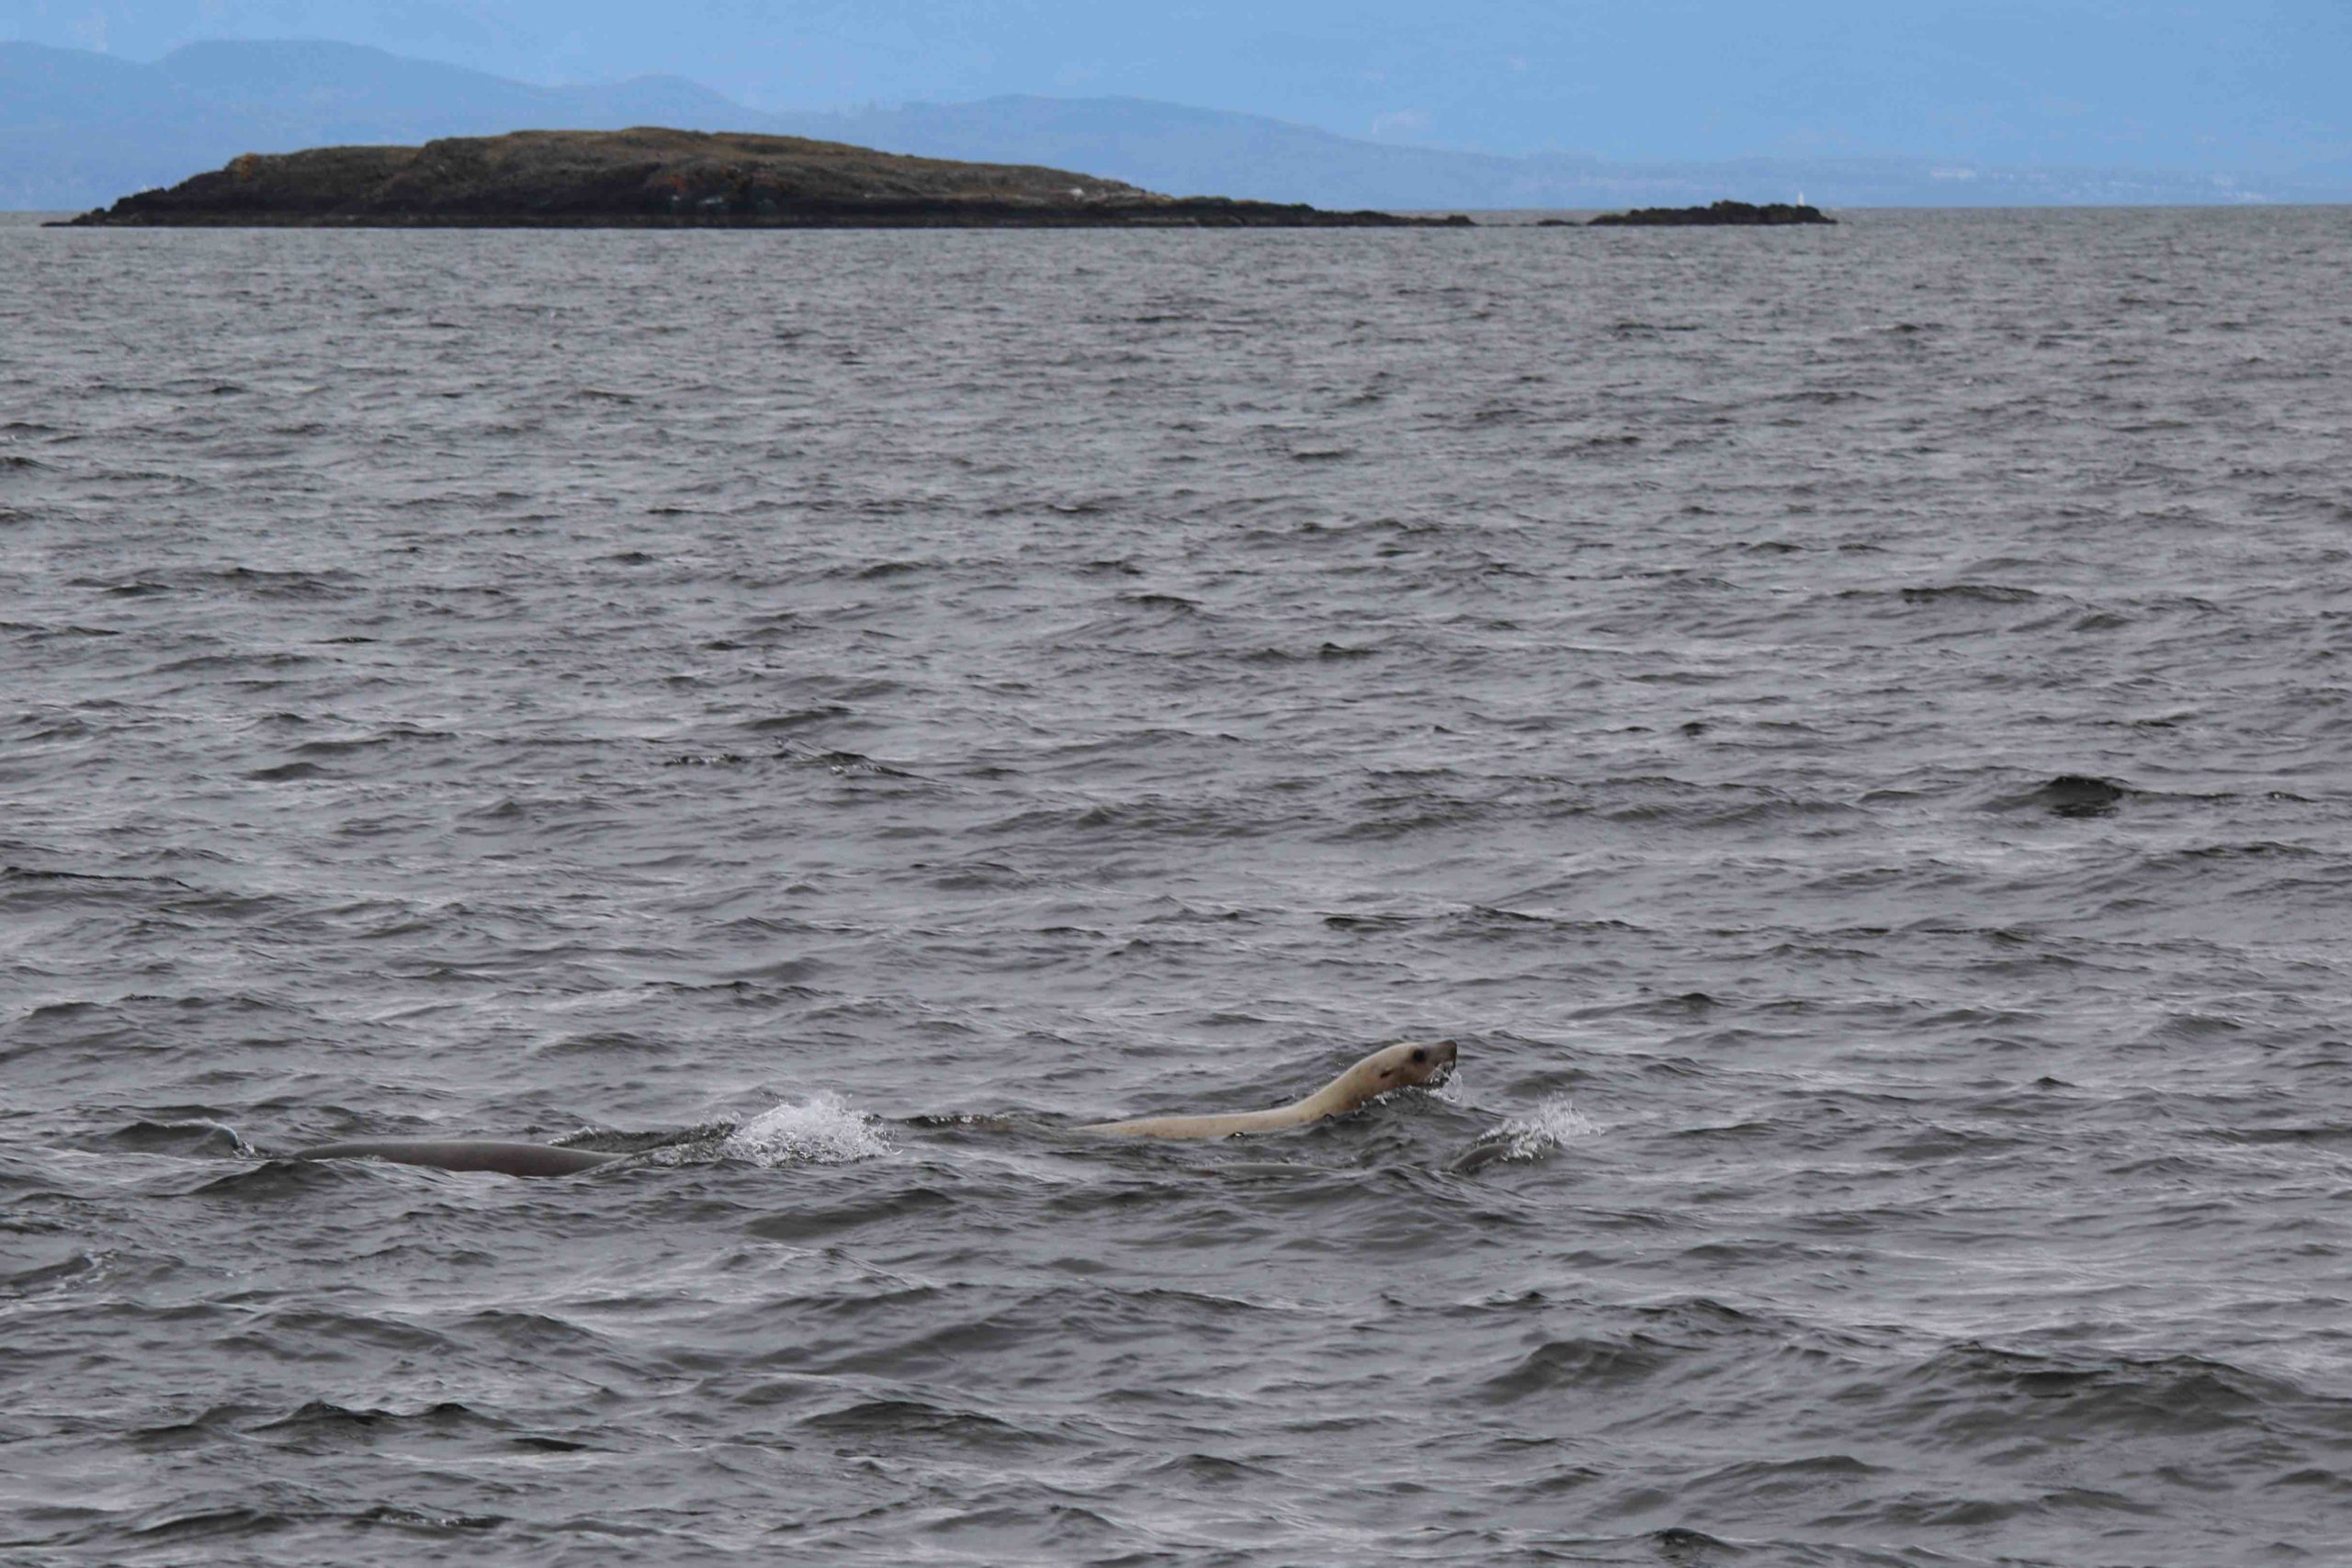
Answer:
[1409,1047,1428,1065]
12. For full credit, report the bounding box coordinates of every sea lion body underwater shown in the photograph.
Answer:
[285,1040,1459,1176]
[288,1139,625,1178]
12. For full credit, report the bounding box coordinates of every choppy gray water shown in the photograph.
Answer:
[6,207,2352,1565]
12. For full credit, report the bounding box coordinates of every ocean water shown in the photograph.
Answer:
[5,206,2352,1565]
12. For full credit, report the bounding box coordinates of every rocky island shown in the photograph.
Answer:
[62,127,1456,229]
[1588,199,1834,226]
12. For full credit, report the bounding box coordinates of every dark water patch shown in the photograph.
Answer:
[744,1184,958,1245]
[447,1308,608,1356]
[1477,1335,1679,1399]
[68,575,174,596]
[1643,1526,1741,1561]
[210,566,360,599]
[1146,1450,1280,1487]
[798,1398,1058,1451]
[3,1248,119,1296]
[129,1504,293,1543]
[2206,1123,2352,1148]
[155,649,318,675]
[190,1159,368,1197]
[349,1503,508,1535]
[250,1398,490,1438]
[1986,773,2133,818]
[2,621,123,642]
[3,865,196,897]
[1833,581,2044,608]
[1865,1343,2345,1446]
[223,1306,463,1359]
[289,728,456,758]
[742,705,854,731]
[1867,1122,2034,1163]
[774,741,919,778]
[1686,1451,1888,1506]
[105,1118,254,1157]
[127,1402,267,1450]
[2154,840,2320,863]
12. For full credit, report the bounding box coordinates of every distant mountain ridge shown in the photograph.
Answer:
[6,39,2345,212]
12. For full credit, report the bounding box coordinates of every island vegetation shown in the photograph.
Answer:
[62,126,1461,228]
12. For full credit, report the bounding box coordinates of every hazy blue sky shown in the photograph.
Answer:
[9,1,2348,173]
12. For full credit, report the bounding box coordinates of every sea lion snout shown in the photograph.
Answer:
[1400,1039,1459,1086]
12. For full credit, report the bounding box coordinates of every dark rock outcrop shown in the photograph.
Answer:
[62,126,1453,228]
[1588,199,1834,227]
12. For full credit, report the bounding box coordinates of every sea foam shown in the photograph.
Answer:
[720,1093,891,1166]
[1474,1095,1600,1165]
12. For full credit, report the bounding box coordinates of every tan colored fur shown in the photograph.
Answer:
[1081,1040,1457,1140]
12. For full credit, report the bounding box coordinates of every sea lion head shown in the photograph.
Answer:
[1339,1039,1458,1105]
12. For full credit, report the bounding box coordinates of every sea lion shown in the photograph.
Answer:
[285,1039,1460,1174]
[1080,1039,1458,1139]
[287,1139,626,1178]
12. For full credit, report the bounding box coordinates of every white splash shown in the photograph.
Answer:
[720,1093,890,1166]
[1483,1095,1600,1163]
[167,1118,255,1158]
